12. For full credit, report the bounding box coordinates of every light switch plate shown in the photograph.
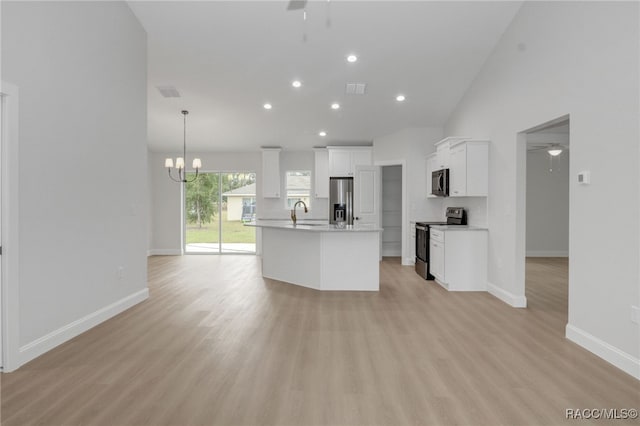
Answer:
[631,305,639,324]
[577,171,591,184]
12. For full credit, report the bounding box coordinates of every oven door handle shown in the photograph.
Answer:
[416,225,427,231]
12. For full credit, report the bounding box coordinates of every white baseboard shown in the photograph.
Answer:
[487,281,527,308]
[402,257,414,266]
[18,288,149,369]
[148,249,182,256]
[526,250,569,257]
[566,324,640,380]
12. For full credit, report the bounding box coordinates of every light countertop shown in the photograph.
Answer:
[429,225,488,231]
[246,220,383,232]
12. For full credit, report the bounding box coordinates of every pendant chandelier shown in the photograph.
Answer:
[165,110,202,183]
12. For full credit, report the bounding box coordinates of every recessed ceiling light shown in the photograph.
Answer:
[263,103,272,110]
[319,131,327,137]
[396,94,406,102]
[347,54,358,63]
[331,103,340,110]
[292,80,302,88]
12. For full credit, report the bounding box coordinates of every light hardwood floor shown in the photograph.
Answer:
[1,256,638,425]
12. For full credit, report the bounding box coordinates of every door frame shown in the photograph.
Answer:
[515,114,570,308]
[183,170,257,255]
[374,159,409,265]
[1,81,21,372]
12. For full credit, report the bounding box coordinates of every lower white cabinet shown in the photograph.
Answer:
[430,238,445,282]
[430,228,487,291]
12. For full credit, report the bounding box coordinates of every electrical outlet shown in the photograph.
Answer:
[631,306,639,324]
[116,266,125,280]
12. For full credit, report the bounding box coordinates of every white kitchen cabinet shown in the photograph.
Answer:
[261,148,281,198]
[328,147,372,177]
[449,140,489,197]
[430,227,487,291]
[434,140,450,169]
[433,136,469,170]
[426,153,438,198]
[430,238,445,282]
[313,148,329,198]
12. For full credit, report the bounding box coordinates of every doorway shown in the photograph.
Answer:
[381,165,402,259]
[522,117,570,330]
[184,171,256,254]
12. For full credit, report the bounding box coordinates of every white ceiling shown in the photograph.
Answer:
[128,1,522,153]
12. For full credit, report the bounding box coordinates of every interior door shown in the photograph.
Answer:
[354,165,381,227]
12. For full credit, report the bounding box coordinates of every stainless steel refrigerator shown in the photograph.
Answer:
[329,177,353,225]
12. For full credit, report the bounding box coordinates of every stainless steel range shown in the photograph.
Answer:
[415,207,467,280]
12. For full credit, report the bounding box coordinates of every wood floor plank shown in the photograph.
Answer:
[1,255,638,425]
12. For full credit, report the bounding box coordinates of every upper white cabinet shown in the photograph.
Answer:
[433,136,469,170]
[425,153,438,198]
[449,140,489,197]
[313,148,329,198]
[328,147,372,177]
[261,148,281,198]
[434,139,450,169]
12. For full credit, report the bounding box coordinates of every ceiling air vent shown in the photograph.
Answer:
[156,86,181,98]
[345,83,367,95]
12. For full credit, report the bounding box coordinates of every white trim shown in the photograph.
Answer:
[148,249,182,256]
[403,256,415,265]
[17,288,149,370]
[487,281,527,308]
[566,324,640,380]
[1,81,20,372]
[526,250,569,257]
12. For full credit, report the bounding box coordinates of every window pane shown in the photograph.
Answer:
[285,170,311,209]
[221,172,257,253]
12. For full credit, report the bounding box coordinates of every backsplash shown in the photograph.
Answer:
[443,197,487,227]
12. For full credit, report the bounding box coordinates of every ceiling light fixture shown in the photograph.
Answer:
[263,103,273,110]
[319,131,327,137]
[292,80,302,88]
[347,54,358,63]
[165,110,202,183]
[396,94,406,102]
[331,103,340,110]
[547,146,563,156]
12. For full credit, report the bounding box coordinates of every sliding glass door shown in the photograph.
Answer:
[184,171,256,254]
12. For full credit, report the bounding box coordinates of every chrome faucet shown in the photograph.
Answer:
[291,200,308,225]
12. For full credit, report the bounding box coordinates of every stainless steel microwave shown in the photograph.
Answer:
[432,168,449,197]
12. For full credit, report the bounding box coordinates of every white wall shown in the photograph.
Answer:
[373,127,444,263]
[445,2,639,376]
[2,2,148,367]
[526,151,569,257]
[381,165,402,257]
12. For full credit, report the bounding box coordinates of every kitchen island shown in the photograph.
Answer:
[247,220,382,291]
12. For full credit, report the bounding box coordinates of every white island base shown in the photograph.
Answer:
[261,226,380,291]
